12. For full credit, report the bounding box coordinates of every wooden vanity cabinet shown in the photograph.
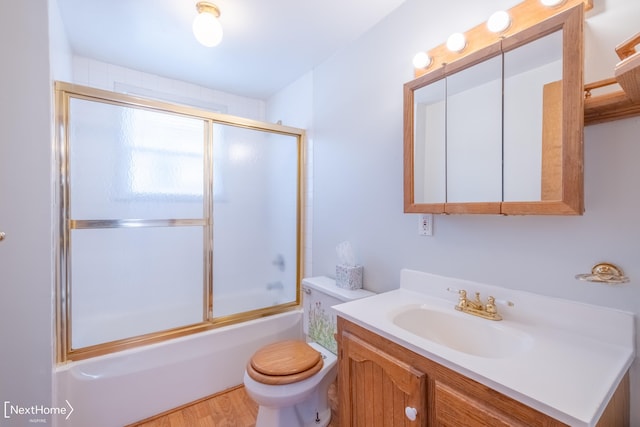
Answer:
[339,326,428,426]
[338,317,630,427]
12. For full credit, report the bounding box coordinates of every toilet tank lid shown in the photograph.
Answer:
[302,276,375,302]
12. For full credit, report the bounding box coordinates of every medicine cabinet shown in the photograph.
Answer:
[404,1,586,215]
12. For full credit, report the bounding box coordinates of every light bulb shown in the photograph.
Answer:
[412,52,432,69]
[540,0,566,7]
[446,33,467,53]
[487,11,511,33]
[193,4,223,47]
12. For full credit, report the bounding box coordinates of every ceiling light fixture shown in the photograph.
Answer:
[446,33,467,53]
[487,11,511,33]
[193,1,223,47]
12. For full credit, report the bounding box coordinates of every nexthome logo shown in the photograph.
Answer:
[3,400,74,421]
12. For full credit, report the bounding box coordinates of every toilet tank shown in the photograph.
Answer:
[302,276,375,354]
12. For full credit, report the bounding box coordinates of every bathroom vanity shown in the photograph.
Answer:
[333,270,635,426]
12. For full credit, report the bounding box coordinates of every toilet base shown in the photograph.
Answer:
[255,405,331,427]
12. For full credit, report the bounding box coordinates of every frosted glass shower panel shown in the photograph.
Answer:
[70,226,204,349]
[69,98,205,220]
[212,125,299,317]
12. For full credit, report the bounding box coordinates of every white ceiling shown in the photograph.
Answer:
[56,0,407,99]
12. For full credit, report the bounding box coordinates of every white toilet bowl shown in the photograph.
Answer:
[243,342,337,427]
[243,276,375,427]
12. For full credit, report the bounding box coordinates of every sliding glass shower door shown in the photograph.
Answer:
[211,125,300,318]
[66,97,209,350]
[56,83,304,361]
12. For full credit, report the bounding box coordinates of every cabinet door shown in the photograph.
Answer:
[340,331,427,427]
[433,380,567,427]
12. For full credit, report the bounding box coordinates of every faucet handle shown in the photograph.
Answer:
[453,289,468,311]
[485,296,498,315]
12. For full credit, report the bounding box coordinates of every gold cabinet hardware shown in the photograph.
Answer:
[576,263,629,284]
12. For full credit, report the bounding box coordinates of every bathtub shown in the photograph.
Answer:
[54,309,303,427]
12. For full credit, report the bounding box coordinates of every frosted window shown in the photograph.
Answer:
[69,99,205,220]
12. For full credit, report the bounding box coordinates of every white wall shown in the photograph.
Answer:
[49,0,73,82]
[270,0,640,423]
[71,57,266,121]
[0,1,55,426]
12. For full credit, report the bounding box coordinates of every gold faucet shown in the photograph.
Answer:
[455,290,502,321]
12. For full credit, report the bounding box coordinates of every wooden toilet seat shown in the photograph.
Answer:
[247,340,324,385]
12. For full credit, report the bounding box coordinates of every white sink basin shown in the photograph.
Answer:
[392,305,533,358]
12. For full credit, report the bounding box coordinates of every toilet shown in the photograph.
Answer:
[243,276,374,427]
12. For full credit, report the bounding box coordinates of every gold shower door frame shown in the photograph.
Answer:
[55,82,306,362]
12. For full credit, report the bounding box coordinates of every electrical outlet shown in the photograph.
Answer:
[418,214,433,236]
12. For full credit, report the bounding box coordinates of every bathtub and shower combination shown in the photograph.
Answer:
[54,84,307,426]
[55,309,303,427]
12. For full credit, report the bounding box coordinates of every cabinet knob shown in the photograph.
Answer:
[405,406,418,421]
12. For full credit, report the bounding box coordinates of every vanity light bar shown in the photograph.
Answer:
[412,0,592,73]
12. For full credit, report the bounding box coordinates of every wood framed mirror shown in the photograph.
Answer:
[404,0,587,215]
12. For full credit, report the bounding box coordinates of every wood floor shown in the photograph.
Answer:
[127,383,339,427]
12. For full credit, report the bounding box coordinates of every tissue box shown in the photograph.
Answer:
[336,264,363,290]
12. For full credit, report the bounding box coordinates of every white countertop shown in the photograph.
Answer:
[332,269,636,426]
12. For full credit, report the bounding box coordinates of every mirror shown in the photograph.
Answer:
[404,1,584,215]
[447,54,503,205]
[503,30,563,202]
[413,77,446,206]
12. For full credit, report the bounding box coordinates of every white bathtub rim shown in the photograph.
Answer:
[57,308,303,378]
[54,309,304,427]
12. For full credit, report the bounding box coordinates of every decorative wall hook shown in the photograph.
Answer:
[575,263,630,284]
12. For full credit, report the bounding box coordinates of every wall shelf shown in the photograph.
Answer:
[584,32,640,126]
[584,86,640,126]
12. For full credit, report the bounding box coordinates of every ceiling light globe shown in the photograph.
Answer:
[412,52,432,69]
[446,33,467,53]
[487,11,511,33]
[193,10,223,47]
